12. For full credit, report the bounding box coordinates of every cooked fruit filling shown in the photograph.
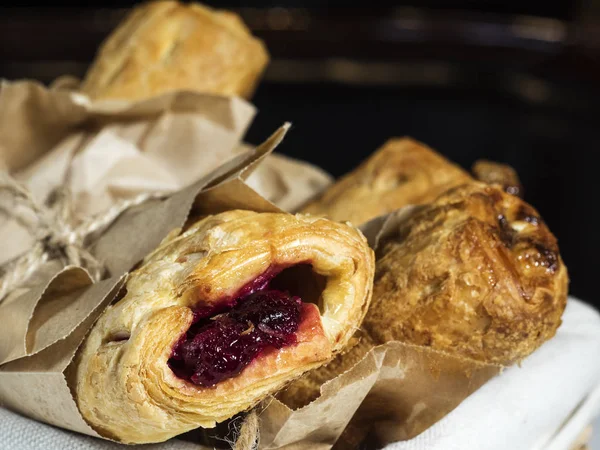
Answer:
[169,264,321,387]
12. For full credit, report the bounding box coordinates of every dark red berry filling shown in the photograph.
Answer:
[168,265,312,387]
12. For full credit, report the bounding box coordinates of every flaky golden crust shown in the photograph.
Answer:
[74,211,374,443]
[369,182,568,363]
[81,1,269,101]
[281,183,568,408]
[300,138,471,225]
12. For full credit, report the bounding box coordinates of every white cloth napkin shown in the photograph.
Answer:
[1,298,599,450]
[386,298,600,450]
[0,409,206,449]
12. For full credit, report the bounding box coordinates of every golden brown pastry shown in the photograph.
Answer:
[81,1,269,101]
[73,210,374,443]
[300,138,471,225]
[281,182,568,408]
[472,159,523,197]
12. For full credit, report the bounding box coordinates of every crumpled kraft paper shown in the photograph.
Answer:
[0,124,290,440]
[0,79,255,266]
[0,79,333,265]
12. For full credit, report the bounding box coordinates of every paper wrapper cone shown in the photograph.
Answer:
[239,143,333,213]
[0,124,290,442]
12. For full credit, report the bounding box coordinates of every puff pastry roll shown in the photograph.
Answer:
[301,138,471,225]
[282,182,568,407]
[73,210,374,443]
[81,1,269,101]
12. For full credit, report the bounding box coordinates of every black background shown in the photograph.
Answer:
[1,1,599,305]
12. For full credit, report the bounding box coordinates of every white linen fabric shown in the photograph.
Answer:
[0,407,207,449]
[385,298,600,450]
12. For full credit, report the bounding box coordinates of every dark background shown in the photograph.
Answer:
[1,2,599,304]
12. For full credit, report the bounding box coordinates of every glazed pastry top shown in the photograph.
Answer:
[81,1,269,100]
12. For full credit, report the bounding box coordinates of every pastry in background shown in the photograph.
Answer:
[300,138,472,225]
[81,1,269,101]
[281,182,568,408]
[472,159,524,197]
[300,137,527,226]
[73,210,374,443]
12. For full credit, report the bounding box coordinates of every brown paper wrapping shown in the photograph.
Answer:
[0,80,499,449]
[0,79,333,264]
[0,122,290,441]
[242,148,333,212]
[0,78,255,268]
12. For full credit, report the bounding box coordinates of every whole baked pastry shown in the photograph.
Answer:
[370,182,568,363]
[81,1,269,101]
[73,210,374,443]
[300,138,472,225]
[281,182,568,408]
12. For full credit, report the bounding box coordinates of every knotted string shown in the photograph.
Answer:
[232,411,260,450]
[0,171,162,302]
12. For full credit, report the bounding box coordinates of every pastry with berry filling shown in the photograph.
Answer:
[73,210,374,444]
